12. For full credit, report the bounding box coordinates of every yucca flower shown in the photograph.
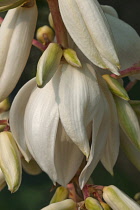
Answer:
[9,62,120,187]
[0,1,37,102]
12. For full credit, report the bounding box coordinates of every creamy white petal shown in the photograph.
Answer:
[79,92,109,189]
[120,129,140,171]
[99,79,120,175]
[59,64,101,158]
[105,14,140,71]
[9,78,36,162]
[24,71,61,183]
[58,0,120,74]
[54,122,84,186]
[0,7,20,76]
[0,3,38,102]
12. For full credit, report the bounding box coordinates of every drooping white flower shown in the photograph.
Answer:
[0,1,38,102]
[10,63,105,186]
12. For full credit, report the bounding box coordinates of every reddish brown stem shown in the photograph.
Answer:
[0,17,3,25]
[47,0,68,48]
[0,120,8,125]
[125,79,137,92]
[32,39,49,51]
[111,67,140,79]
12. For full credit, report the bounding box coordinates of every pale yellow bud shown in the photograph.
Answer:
[102,74,129,101]
[21,158,42,175]
[41,199,77,210]
[0,98,10,113]
[48,13,54,29]
[100,202,111,210]
[36,43,63,87]
[36,25,55,44]
[63,48,82,68]
[50,186,69,204]
[85,197,103,210]
[0,132,21,193]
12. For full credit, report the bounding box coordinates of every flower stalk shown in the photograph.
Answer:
[47,0,68,48]
[111,66,140,79]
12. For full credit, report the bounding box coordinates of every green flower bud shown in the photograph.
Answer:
[85,197,103,210]
[36,43,63,87]
[114,96,140,150]
[63,48,82,68]
[50,186,69,204]
[100,202,111,210]
[0,132,22,193]
[0,98,10,113]
[102,74,129,101]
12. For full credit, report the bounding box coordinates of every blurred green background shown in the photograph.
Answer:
[0,0,140,209]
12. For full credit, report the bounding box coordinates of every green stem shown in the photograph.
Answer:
[47,0,68,48]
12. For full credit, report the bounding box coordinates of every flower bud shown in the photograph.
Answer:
[41,199,77,210]
[21,158,42,175]
[85,197,103,210]
[50,186,69,204]
[36,25,55,44]
[0,168,6,191]
[48,13,54,29]
[0,131,21,192]
[36,43,63,87]
[63,48,82,68]
[100,202,111,210]
[134,192,140,201]
[0,2,38,102]
[102,74,129,101]
[103,185,140,210]
[0,0,26,12]
[114,96,140,150]
[0,98,10,113]
[0,111,9,131]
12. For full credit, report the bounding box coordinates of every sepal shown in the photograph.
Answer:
[0,131,22,192]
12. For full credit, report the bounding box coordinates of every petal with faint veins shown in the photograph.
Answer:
[99,78,120,175]
[58,0,120,74]
[54,122,84,186]
[79,91,109,189]
[24,71,61,183]
[59,64,101,158]
[10,78,36,162]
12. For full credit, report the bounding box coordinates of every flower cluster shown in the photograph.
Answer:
[0,0,140,209]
